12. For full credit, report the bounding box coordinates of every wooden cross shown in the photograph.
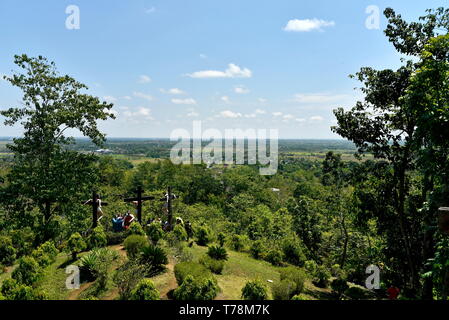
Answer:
[82,191,108,228]
[124,186,154,224]
[160,186,176,230]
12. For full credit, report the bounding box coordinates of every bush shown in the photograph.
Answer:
[124,235,148,259]
[174,261,212,285]
[291,294,308,300]
[199,255,225,275]
[304,260,318,274]
[331,278,349,299]
[12,256,42,286]
[250,240,265,260]
[279,267,306,295]
[217,233,226,247]
[146,222,164,244]
[230,235,244,252]
[173,224,188,242]
[272,279,296,300]
[10,228,34,257]
[129,279,160,300]
[345,286,368,300]
[241,280,268,300]
[79,248,119,284]
[106,231,128,245]
[282,240,306,267]
[196,226,212,246]
[173,275,219,301]
[32,241,58,267]
[0,279,47,300]
[113,261,146,300]
[128,222,146,236]
[207,245,228,261]
[89,226,108,249]
[67,232,87,260]
[0,236,17,266]
[313,265,331,288]
[265,249,283,266]
[139,245,168,276]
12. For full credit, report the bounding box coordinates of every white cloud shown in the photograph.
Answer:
[221,96,231,103]
[283,114,294,120]
[172,98,197,105]
[138,75,152,83]
[244,109,266,118]
[234,86,250,94]
[255,109,266,115]
[218,110,242,118]
[284,18,335,32]
[187,63,252,79]
[124,107,154,120]
[293,93,348,104]
[295,118,306,123]
[187,109,199,117]
[310,115,324,122]
[145,7,156,14]
[133,91,153,101]
[122,96,132,100]
[272,112,283,117]
[161,88,186,95]
[103,96,117,103]
[258,98,267,103]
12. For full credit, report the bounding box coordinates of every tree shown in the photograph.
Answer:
[0,54,115,237]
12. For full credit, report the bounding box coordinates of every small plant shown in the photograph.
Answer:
[304,260,318,274]
[282,240,306,267]
[11,256,42,286]
[0,278,47,300]
[32,241,58,267]
[313,265,331,288]
[173,224,188,242]
[217,233,226,247]
[0,236,17,266]
[241,280,268,300]
[67,232,87,260]
[174,261,212,285]
[124,234,148,259]
[230,235,244,252]
[128,222,146,236]
[265,249,283,266]
[250,240,265,260]
[146,222,164,244]
[139,245,168,276]
[173,275,219,301]
[272,279,296,300]
[79,248,119,284]
[207,245,228,261]
[196,226,212,246]
[113,261,146,300]
[88,226,108,249]
[345,286,368,300]
[279,267,306,296]
[129,279,160,300]
[199,255,225,274]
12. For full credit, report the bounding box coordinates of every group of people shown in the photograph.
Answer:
[112,212,135,232]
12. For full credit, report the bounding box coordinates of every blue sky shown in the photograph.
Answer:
[0,0,447,139]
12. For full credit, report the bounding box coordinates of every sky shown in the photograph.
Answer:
[0,0,447,139]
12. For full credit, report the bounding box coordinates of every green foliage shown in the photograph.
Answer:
[0,279,47,300]
[199,255,225,275]
[196,226,212,246]
[241,280,268,300]
[146,222,164,244]
[129,279,160,300]
[230,234,245,252]
[88,226,107,249]
[174,261,212,285]
[124,235,148,259]
[31,241,58,267]
[139,245,168,276]
[79,248,119,285]
[113,261,146,300]
[11,256,42,286]
[279,267,306,295]
[265,249,283,266]
[313,266,331,288]
[207,245,228,261]
[173,224,188,242]
[250,240,265,260]
[173,275,219,301]
[291,294,308,300]
[0,235,17,266]
[10,228,34,257]
[331,278,349,299]
[217,232,226,247]
[128,222,146,236]
[304,260,318,274]
[67,232,87,260]
[282,240,306,267]
[345,286,369,300]
[272,279,297,300]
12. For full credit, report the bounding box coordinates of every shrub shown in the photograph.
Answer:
[79,248,119,284]
[67,232,87,260]
[174,261,212,285]
[146,222,164,244]
[241,280,268,300]
[230,235,244,252]
[113,261,146,300]
[272,279,296,300]
[0,236,17,266]
[124,235,148,259]
[10,228,34,257]
[0,279,47,300]
[128,222,146,236]
[32,241,58,267]
[196,226,212,246]
[304,260,318,274]
[313,265,331,288]
[265,249,283,266]
[207,245,228,261]
[129,279,160,300]
[173,224,188,242]
[173,275,219,300]
[89,226,108,249]
[199,255,225,275]
[250,240,265,260]
[217,233,226,247]
[345,286,368,300]
[106,231,128,245]
[282,240,306,267]
[12,256,42,286]
[291,294,308,300]
[139,245,168,276]
[331,278,349,299]
[279,267,306,295]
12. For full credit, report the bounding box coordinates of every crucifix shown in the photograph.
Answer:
[124,186,154,224]
[82,191,108,228]
[160,186,177,230]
